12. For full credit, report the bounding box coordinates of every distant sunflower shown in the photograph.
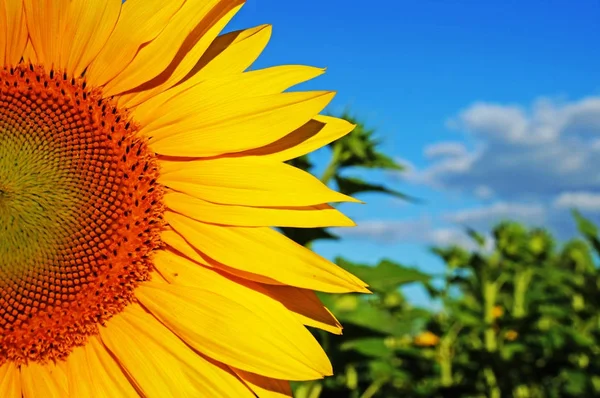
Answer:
[0,0,368,396]
[414,331,440,347]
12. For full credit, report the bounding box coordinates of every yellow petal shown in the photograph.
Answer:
[0,362,21,398]
[165,191,354,228]
[65,336,139,398]
[129,24,271,117]
[0,0,27,66]
[21,361,67,398]
[133,65,325,128]
[116,3,244,107]
[241,115,356,161]
[180,24,272,86]
[61,0,121,78]
[104,0,244,97]
[159,157,358,207]
[21,40,37,64]
[165,211,369,293]
[154,249,341,334]
[85,0,185,88]
[23,0,67,67]
[262,285,342,334]
[147,91,334,157]
[137,281,332,380]
[234,369,293,398]
[100,304,255,398]
[161,230,283,285]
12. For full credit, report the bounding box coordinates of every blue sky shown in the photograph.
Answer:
[227,1,600,304]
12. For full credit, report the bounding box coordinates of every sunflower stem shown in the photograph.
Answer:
[483,277,501,398]
[320,144,343,185]
[360,379,385,398]
[513,269,533,318]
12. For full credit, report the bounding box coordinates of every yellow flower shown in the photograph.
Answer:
[492,305,504,319]
[0,1,368,396]
[505,330,519,341]
[414,331,440,347]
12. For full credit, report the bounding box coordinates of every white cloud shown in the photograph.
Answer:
[408,96,600,199]
[554,192,600,212]
[444,202,546,227]
[429,228,473,248]
[371,96,600,249]
[561,97,600,137]
[335,219,434,244]
[335,218,490,251]
[450,102,535,144]
[430,228,495,253]
[336,198,600,249]
[424,142,468,159]
[474,185,494,199]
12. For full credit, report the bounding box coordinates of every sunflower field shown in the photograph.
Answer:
[287,115,600,398]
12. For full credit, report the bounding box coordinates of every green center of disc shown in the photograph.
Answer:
[0,124,78,277]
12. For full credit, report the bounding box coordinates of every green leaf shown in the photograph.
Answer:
[327,112,403,171]
[572,210,600,256]
[430,246,470,269]
[340,338,393,359]
[558,240,594,273]
[562,370,589,395]
[279,227,338,247]
[345,134,368,160]
[573,209,598,239]
[368,360,397,380]
[285,154,313,172]
[333,300,400,334]
[335,257,431,292]
[366,151,404,171]
[334,175,419,202]
[466,227,486,248]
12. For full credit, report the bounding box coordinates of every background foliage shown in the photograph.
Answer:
[282,114,600,398]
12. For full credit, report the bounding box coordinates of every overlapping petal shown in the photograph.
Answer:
[0,0,27,66]
[132,65,325,127]
[0,362,20,398]
[165,191,354,228]
[102,0,244,97]
[147,91,335,157]
[64,337,139,398]
[234,369,294,398]
[137,281,333,380]
[20,361,67,398]
[165,211,368,293]
[85,0,185,87]
[159,157,359,207]
[154,249,342,333]
[100,304,255,398]
[161,228,283,285]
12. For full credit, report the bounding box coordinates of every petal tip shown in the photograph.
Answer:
[259,24,273,34]
[344,195,364,204]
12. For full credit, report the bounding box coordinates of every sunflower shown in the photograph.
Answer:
[413,331,440,347]
[0,0,369,396]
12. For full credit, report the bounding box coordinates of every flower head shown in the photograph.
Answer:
[492,305,504,319]
[414,331,440,347]
[0,1,367,396]
[504,330,518,341]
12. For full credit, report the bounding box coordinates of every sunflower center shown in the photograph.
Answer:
[0,65,164,364]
